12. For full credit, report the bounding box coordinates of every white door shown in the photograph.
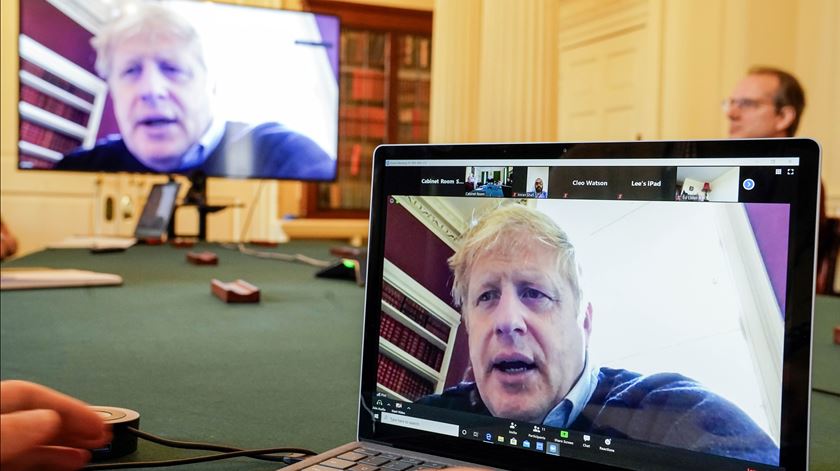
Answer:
[558,27,655,141]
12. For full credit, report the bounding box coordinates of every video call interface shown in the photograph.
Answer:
[18,0,338,180]
[372,159,799,471]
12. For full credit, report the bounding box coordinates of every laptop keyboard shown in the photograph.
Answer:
[302,447,448,471]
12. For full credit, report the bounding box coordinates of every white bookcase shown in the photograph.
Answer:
[376,259,461,401]
[17,34,107,166]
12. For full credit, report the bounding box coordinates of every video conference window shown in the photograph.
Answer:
[18,0,338,180]
[465,166,514,197]
[676,167,740,202]
[525,167,549,198]
[381,196,788,466]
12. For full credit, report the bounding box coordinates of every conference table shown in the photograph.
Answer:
[1,242,838,470]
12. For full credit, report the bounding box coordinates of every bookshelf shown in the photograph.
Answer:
[303,1,432,218]
[17,34,107,169]
[377,259,461,401]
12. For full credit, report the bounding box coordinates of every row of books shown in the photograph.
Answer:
[398,80,431,106]
[397,108,429,125]
[19,120,81,156]
[341,69,387,103]
[398,123,429,144]
[401,35,431,70]
[337,141,378,167]
[319,179,371,210]
[341,30,387,69]
[341,105,387,122]
[381,281,405,310]
[21,85,89,125]
[377,354,434,401]
[21,60,95,103]
[382,281,452,342]
[380,312,444,371]
[343,120,386,139]
[337,143,377,179]
[340,30,430,71]
[404,296,451,341]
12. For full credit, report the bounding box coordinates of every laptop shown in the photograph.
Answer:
[286,139,821,471]
[46,182,180,250]
[134,182,180,240]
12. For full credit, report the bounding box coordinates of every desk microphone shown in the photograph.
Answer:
[82,407,315,469]
[89,406,140,461]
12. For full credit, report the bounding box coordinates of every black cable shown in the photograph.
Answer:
[83,427,315,470]
[84,449,301,469]
[128,427,313,460]
[812,387,840,398]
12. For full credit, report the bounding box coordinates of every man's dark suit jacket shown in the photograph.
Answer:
[56,121,335,180]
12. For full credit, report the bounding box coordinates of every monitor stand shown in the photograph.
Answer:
[167,171,230,241]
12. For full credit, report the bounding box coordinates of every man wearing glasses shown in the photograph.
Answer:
[724,66,805,138]
[726,67,834,294]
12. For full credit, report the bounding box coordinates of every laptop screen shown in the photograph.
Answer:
[361,140,819,471]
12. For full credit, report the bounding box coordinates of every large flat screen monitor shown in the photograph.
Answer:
[17,0,339,182]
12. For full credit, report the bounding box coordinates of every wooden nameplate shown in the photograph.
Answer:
[211,279,260,303]
[186,251,218,265]
[1,268,123,291]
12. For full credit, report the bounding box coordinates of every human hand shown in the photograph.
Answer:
[0,380,111,471]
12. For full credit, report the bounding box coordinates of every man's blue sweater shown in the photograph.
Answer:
[417,367,779,466]
[57,122,334,180]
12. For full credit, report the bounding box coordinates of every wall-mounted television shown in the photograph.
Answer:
[17,0,340,182]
